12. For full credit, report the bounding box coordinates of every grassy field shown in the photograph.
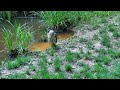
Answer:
[0,11,120,79]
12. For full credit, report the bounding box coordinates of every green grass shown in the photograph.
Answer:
[102,56,111,65]
[38,55,49,79]
[0,11,14,21]
[6,57,30,70]
[2,28,13,52]
[7,73,26,79]
[65,51,74,62]
[2,23,32,55]
[113,30,120,38]
[100,17,108,23]
[50,72,65,79]
[101,31,111,48]
[72,72,81,79]
[53,56,61,71]
[14,23,32,53]
[65,64,72,72]
[84,51,93,60]
[112,62,120,78]
[79,37,88,44]
[65,51,80,62]
[108,24,117,32]
[47,48,55,56]
[32,11,118,32]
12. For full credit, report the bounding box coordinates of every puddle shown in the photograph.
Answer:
[30,30,74,52]
[30,42,51,52]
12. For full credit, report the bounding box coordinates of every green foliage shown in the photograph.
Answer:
[2,28,12,52]
[14,23,32,53]
[65,51,80,62]
[81,64,90,72]
[84,51,93,60]
[79,37,88,44]
[113,30,120,38]
[108,24,117,32]
[102,56,111,65]
[100,18,107,23]
[65,64,72,72]
[0,11,14,21]
[47,48,55,56]
[112,63,120,77]
[2,23,32,54]
[83,71,96,79]
[101,31,111,48]
[50,72,65,79]
[6,57,30,69]
[72,72,81,79]
[7,73,26,79]
[65,51,74,62]
[53,56,61,71]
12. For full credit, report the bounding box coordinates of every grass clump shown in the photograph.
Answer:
[50,72,65,79]
[2,28,13,52]
[108,24,117,32]
[6,57,30,69]
[53,56,61,71]
[101,31,111,48]
[47,48,55,56]
[2,23,32,56]
[7,73,26,79]
[113,30,120,38]
[65,64,72,72]
[72,72,81,79]
[65,51,80,62]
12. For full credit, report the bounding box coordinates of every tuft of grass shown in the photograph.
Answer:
[6,61,20,69]
[83,71,96,79]
[113,30,120,39]
[50,72,65,79]
[72,72,81,79]
[108,24,117,32]
[32,74,40,79]
[2,28,12,52]
[101,31,111,48]
[112,62,120,78]
[83,51,93,60]
[65,64,72,72]
[81,64,90,73]
[2,23,32,55]
[53,56,61,71]
[86,41,94,50]
[102,56,111,65]
[65,51,80,62]
[79,37,88,44]
[100,17,107,23]
[65,51,74,62]
[14,23,32,53]
[6,57,30,69]
[40,69,50,79]
[0,11,14,21]
[47,48,55,56]
[7,73,26,79]
[39,55,49,79]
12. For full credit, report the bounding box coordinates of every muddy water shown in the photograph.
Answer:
[30,30,74,52]
[0,18,74,61]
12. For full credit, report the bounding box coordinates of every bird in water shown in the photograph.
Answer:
[47,30,57,48]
